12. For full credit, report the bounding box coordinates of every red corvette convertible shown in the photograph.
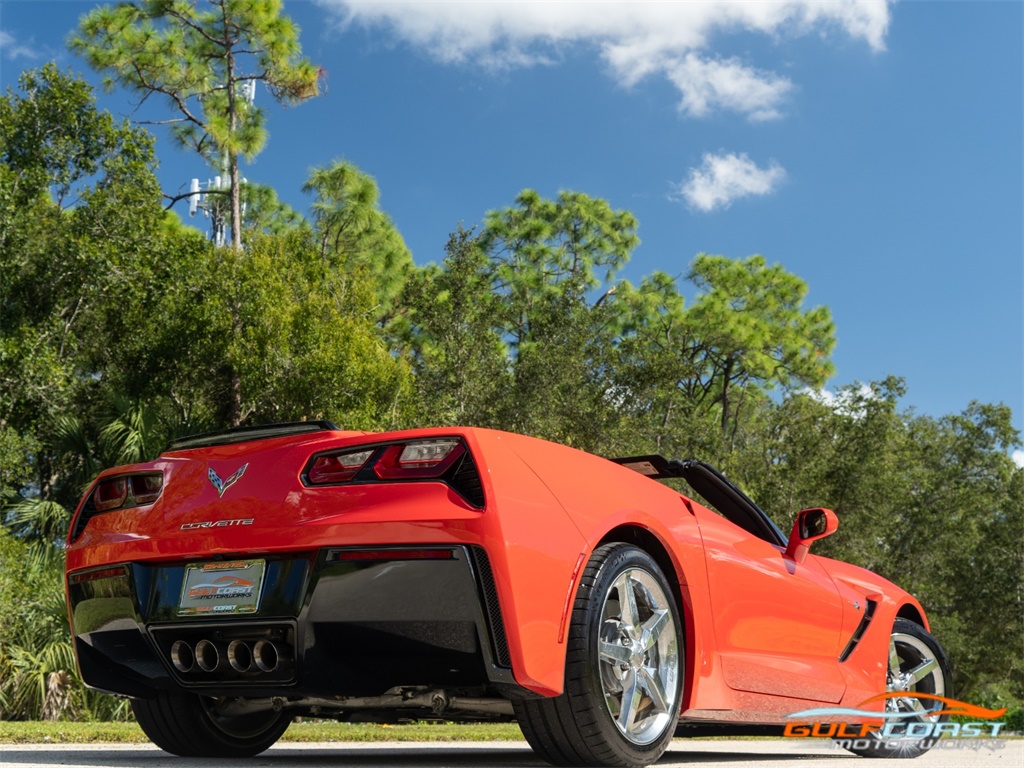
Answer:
[65,423,951,765]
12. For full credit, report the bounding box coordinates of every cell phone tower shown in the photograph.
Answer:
[185,79,256,247]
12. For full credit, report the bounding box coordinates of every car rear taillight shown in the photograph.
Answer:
[374,439,464,479]
[69,471,165,543]
[129,474,163,504]
[303,437,485,508]
[307,449,373,484]
[93,477,129,512]
[92,472,163,512]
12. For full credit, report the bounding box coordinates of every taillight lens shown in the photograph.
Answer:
[303,437,483,507]
[374,439,464,479]
[70,471,165,542]
[130,474,163,504]
[93,477,128,511]
[307,449,373,484]
[91,473,163,513]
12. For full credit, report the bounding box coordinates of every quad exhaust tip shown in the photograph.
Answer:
[195,639,220,672]
[227,639,253,672]
[170,640,194,673]
[169,638,284,674]
[253,639,279,673]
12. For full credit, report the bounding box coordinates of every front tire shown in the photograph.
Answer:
[516,543,683,767]
[131,692,291,757]
[842,617,952,759]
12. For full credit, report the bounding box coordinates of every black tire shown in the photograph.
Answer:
[841,617,953,759]
[515,543,683,767]
[131,692,291,757]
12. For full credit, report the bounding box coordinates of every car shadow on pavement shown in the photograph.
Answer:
[0,745,539,768]
[0,744,854,768]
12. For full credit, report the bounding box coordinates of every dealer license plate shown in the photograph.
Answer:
[178,559,265,616]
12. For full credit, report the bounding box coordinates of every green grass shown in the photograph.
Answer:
[3,719,1016,746]
[0,720,525,744]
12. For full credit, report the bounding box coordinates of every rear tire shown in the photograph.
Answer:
[131,692,291,757]
[516,543,683,767]
[841,618,952,759]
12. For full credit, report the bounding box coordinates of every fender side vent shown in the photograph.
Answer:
[839,599,877,662]
[471,546,511,668]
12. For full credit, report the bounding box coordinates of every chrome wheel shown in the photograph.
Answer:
[514,543,683,766]
[884,630,945,722]
[597,566,680,745]
[840,617,953,759]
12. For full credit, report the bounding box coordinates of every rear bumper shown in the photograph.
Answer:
[68,545,519,700]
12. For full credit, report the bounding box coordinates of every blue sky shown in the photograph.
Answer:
[1,1,1022,441]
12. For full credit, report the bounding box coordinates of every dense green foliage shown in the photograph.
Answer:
[1,62,1020,723]
[70,0,321,249]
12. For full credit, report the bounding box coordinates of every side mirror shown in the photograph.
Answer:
[784,508,838,564]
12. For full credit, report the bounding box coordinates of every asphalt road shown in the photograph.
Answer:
[1,740,1019,768]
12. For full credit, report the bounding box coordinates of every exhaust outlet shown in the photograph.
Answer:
[227,640,253,673]
[195,639,221,672]
[253,639,280,673]
[170,640,195,673]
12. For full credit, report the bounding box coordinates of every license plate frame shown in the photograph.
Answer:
[178,559,265,616]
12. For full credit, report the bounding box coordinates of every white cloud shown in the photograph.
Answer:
[1012,450,1024,469]
[665,54,793,120]
[0,30,43,61]
[318,0,890,120]
[674,152,786,212]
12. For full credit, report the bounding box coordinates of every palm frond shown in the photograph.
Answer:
[50,415,101,492]
[99,396,164,465]
[6,497,72,545]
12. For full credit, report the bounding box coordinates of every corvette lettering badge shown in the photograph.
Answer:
[208,464,248,498]
[180,518,254,531]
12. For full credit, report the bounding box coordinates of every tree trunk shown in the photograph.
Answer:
[223,10,242,251]
[720,356,733,448]
[229,153,242,251]
[228,367,242,427]
[227,304,243,427]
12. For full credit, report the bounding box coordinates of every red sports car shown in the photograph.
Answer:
[65,423,951,765]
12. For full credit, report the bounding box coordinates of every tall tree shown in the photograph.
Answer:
[480,189,636,357]
[477,190,637,445]
[303,161,413,320]
[240,181,303,236]
[0,65,164,507]
[104,228,412,429]
[0,67,172,723]
[685,254,835,446]
[396,228,509,426]
[609,256,835,459]
[393,190,636,446]
[70,0,320,250]
[611,272,708,456]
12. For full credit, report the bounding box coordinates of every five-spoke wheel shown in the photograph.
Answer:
[515,543,683,767]
[598,567,679,745]
[842,617,952,759]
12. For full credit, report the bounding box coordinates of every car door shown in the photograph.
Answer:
[693,505,847,703]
